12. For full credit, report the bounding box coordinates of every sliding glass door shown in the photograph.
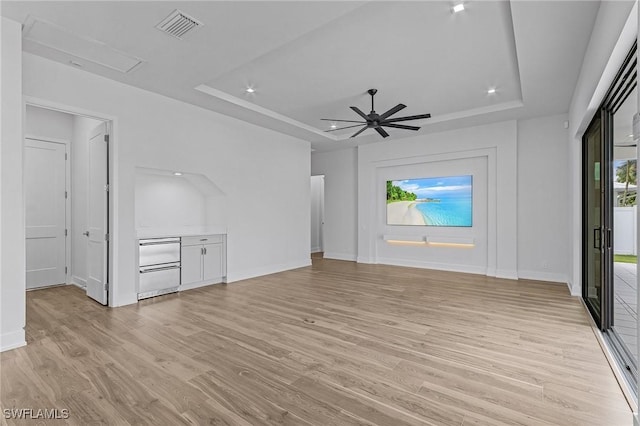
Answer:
[582,42,637,392]
[583,112,606,325]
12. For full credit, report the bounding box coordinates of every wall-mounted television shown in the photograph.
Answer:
[386,175,472,226]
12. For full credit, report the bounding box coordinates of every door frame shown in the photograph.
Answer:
[581,41,638,395]
[310,174,325,254]
[23,96,117,307]
[23,135,71,286]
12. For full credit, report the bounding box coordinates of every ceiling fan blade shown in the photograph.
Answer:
[351,126,368,138]
[320,118,366,124]
[375,127,390,138]
[383,113,431,123]
[350,106,370,121]
[325,123,368,132]
[379,104,406,120]
[382,123,420,131]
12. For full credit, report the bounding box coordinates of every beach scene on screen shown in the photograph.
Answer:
[386,175,473,226]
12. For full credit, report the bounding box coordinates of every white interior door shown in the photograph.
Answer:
[24,139,67,289]
[86,123,109,305]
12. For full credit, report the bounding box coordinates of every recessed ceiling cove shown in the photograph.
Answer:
[200,1,522,137]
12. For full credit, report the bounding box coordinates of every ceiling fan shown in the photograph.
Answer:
[322,89,431,138]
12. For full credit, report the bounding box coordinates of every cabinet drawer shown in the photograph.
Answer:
[139,265,180,294]
[182,235,223,246]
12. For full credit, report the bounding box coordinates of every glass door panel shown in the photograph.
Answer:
[583,113,604,326]
[611,87,638,371]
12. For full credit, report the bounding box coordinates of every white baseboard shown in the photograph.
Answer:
[180,279,224,292]
[226,259,311,283]
[376,257,487,275]
[495,269,519,280]
[71,275,87,289]
[517,270,568,284]
[324,252,357,262]
[310,246,322,253]
[112,294,138,307]
[1,329,26,352]
[356,256,374,264]
[570,282,581,297]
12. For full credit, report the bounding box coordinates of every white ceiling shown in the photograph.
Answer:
[1,1,602,151]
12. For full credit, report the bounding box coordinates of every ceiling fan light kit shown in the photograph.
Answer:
[322,89,431,138]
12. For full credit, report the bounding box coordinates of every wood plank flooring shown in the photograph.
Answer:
[0,258,633,425]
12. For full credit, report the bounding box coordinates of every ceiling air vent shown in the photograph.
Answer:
[155,10,202,39]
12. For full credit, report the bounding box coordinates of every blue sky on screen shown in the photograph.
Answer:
[393,175,472,198]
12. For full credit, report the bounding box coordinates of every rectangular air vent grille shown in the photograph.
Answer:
[155,10,202,39]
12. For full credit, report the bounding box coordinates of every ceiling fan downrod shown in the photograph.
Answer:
[368,88,378,113]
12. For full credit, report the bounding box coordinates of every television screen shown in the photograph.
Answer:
[387,175,472,226]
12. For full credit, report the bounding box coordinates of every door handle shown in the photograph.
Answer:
[593,227,601,250]
[83,231,90,237]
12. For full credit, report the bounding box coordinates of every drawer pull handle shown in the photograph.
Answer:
[140,265,181,273]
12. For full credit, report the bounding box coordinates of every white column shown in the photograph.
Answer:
[0,17,26,352]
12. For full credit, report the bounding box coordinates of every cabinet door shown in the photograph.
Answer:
[203,243,223,281]
[181,245,203,285]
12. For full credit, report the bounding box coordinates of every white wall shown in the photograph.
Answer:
[311,148,358,261]
[135,173,207,229]
[517,114,570,283]
[314,117,572,283]
[22,52,311,307]
[71,116,103,286]
[358,121,518,277]
[1,17,26,351]
[310,175,324,253]
[25,105,73,140]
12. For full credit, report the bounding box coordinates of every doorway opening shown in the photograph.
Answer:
[310,175,325,259]
[24,102,112,307]
[582,41,637,397]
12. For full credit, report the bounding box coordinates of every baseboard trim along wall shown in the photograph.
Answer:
[71,275,87,289]
[226,259,311,283]
[0,330,26,352]
[376,257,487,276]
[324,252,357,261]
[517,270,569,285]
[495,269,519,280]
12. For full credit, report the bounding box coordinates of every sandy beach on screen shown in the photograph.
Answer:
[387,201,427,225]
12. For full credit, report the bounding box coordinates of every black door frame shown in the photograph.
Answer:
[582,41,637,386]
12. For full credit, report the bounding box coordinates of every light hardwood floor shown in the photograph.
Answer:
[1,258,634,425]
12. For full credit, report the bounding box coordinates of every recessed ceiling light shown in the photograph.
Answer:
[452,3,465,13]
[487,88,497,94]
[245,87,255,93]
[173,172,183,176]
[628,134,634,138]
[330,123,337,129]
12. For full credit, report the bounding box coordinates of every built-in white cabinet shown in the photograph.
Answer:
[181,234,226,289]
